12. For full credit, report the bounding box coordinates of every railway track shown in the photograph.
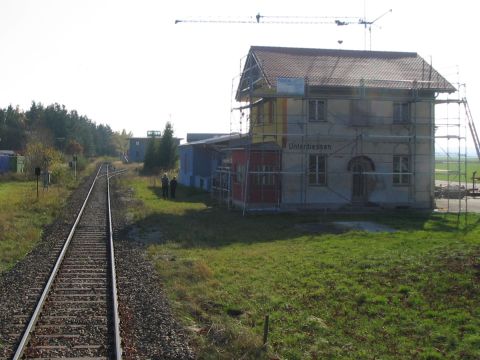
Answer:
[12,164,122,360]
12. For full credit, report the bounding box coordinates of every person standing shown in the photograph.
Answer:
[161,173,169,199]
[170,176,178,199]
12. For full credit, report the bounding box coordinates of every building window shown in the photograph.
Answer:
[255,165,276,186]
[393,155,410,185]
[351,99,370,126]
[268,101,274,124]
[308,154,327,185]
[393,102,410,123]
[235,164,245,184]
[255,100,275,124]
[135,141,140,146]
[257,103,264,124]
[308,100,326,122]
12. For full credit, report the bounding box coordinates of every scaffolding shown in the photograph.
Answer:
[433,83,474,215]
[212,54,474,215]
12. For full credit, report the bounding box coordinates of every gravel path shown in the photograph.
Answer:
[0,169,195,359]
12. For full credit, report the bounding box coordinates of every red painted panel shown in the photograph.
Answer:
[231,149,281,204]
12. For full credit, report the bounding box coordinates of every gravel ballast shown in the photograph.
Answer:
[0,171,98,359]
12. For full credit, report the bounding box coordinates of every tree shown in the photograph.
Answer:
[95,124,117,156]
[157,122,177,169]
[0,105,26,150]
[143,136,159,173]
[2,101,131,158]
[24,141,62,177]
[112,129,132,156]
[65,139,84,155]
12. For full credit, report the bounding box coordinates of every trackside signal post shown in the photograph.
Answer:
[35,167,41,199]
[73,155,77,180]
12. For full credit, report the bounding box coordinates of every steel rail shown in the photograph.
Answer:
[108,168,128,179]
[107,165,123,359]
[12,165,104,360]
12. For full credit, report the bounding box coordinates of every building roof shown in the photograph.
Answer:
[186,133,229,143]
[239,46,455,97]
[129,137,182,142]
[180,133,245,147]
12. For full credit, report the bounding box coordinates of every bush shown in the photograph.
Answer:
[75,155,88,172]
[50,162,73,186]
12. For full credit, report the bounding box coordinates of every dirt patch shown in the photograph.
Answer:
[295,222,344,234]
[296,221,396,234]
[128,225,165,244]
[333,221,396,233]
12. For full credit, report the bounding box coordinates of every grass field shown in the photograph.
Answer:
[0,181,70,272]
[0,160,101,273]
[123,174,480,359]
[435,157,480,183]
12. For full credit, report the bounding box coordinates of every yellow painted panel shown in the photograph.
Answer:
[252,99,285,147]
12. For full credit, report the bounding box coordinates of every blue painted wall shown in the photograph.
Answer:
[179,145,194,187]
[128,138,149,162]
[0,156,10,173]
[128,137,181,163]
[179,144,223,191]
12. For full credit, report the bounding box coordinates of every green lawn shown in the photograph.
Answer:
[435,157,480,182]
[124,175,480,359]
[0,160,101,273]
[0,181,70,272]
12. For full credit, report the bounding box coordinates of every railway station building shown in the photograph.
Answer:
[212,46,456,211]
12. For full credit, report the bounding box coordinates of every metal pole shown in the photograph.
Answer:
[263,315,269,346]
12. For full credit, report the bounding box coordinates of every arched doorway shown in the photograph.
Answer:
[348,156,375,204]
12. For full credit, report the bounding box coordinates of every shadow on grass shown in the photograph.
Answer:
[131,207,302,248]
[126,184,479,249]
[147,185,212,205]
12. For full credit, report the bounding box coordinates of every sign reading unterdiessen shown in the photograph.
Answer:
[285,142,333,152]
[277,77,305,96]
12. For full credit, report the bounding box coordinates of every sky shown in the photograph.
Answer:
[0,0,478,149]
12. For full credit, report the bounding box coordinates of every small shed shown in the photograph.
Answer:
[127,137,149,162]
[179,134,245,191]
[0,151,18,173]
[0,155,10,173]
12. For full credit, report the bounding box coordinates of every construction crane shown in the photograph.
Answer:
[335,9,392,50]
[175,10,392,51]
[175,13,358,25]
